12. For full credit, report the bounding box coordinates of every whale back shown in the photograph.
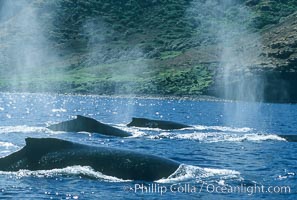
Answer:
[127,117,190,129]
[127,117,149,127]
[47,115,132,137]
[279,135,297,142]
[0,138,75,171]
[47,115,100,132]
[25,137,74,153]
[0,137,180,181]
[24,138,179,180]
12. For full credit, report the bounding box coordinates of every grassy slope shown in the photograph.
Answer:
[0,0,296,96]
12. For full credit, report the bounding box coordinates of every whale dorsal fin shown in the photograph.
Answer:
[76,115,85,119]
[25,138,74,152]
[132,117,148,121]
[76,115,97,122]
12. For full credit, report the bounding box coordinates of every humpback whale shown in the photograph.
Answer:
[278,134,297,142]
[0,138,180,181]
[47,115,132,137]
[127,117,191,130]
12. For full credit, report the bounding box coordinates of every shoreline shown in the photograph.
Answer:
[0,90,225,102]
[1,91,296,104]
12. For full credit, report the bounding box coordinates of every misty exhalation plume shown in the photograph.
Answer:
[82,16,149,122]
[0,0,58,92]
[190,0,265,101]
[188,0,267,126]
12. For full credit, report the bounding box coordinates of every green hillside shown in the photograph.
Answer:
[0,0,296,101]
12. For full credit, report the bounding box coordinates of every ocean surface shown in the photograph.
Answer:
[0,92,296,199]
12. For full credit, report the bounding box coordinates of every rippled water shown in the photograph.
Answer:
[0,93,296,199]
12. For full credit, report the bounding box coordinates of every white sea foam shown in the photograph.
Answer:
[0,163,241,184]
[0,141,17,148]
[223,134,286,142]
[124,126,164,132]
[0,125,67,135]
[0,142,19,157]
[126,125,252,132]
[0,150,12,155]
[157,164,241,183]
[0,125,59,135]
[114,124,147,137]
[192,125,253,133]
[0,124,145,137]
[0,166,130,182]
[149,132,286,143]
[51,108,67,113]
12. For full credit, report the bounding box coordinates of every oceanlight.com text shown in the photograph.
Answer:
[124,183,291,196]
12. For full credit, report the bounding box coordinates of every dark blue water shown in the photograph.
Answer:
[0,93,296,199]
